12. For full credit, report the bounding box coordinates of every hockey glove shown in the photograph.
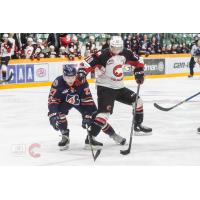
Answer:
[77,67,87,83]
[49,113,60,131]
[134,68,144,84]
[82,115,93,129]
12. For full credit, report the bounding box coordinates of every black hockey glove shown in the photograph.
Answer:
[82,115,93,129]
[48,113,60,131]
[77,67,87,83]
[134,68,144,84]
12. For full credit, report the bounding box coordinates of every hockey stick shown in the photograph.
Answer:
[120,84,141,155]
[86,125,101,162]
[154,91,200,112]
[0,71,13,83]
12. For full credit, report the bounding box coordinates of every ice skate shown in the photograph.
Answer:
[134,124,152,136]
[58,134,70,151]
[85,135,103,150]
[109,133,126,145]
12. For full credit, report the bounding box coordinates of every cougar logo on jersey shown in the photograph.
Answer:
[66,94,80,105]
[62,89,69,94]
[113,65,123,77]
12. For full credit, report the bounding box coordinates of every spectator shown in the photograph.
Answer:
[21,37,35,59]
[85,35,97,57]
[46,45,57,58]
[181,43,190,53]
[47,33,60,52]
[0,34,13,80]
[154,33,163,46]
[58,46,67,58]
[8,33,16,59]
[161,45,167,54]
[138,34,149,55]
[102,38,110,50]
[147,36,161,54]
[32,39,45,59]
[176,44,182,53]
[171,44,178,54]
[59,34,71,48]
[124,34,132,50]
[132,35,140,54]
[66,35,81,60]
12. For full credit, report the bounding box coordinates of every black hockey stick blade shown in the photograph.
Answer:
[0,72,13,83]
[120,137,132,155]
[120,148,130,155]
[93,149,101,161]
[153,103,173,111]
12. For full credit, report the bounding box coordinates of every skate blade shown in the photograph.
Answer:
[59,145,69,151]
[114,140,126,145]
[84,144,102,150]
[134,132,152,136]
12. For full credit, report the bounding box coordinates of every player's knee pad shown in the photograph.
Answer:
[1,64,7,72]
[57,113,68,131]
[94,113,110,129]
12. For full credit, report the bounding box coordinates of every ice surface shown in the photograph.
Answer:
[1,76,200,165]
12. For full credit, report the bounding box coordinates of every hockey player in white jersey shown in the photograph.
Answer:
[78,36,152,137]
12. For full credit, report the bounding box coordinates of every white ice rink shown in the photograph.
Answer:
[1,76,200,165]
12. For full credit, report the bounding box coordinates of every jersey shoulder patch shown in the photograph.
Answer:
[52,76,64,88]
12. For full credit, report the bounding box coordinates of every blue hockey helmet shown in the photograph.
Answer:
[63,64,77,76]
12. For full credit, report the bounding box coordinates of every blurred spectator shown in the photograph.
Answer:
[58,46,67,58]
[131,34,140,54]
[21,37,35,59]
[66,35,81,60]
[171,44,178,54]
[102,38,110,50]
[181,43,190,53]
[154,33,163,46]
[8,33,16,59]
[32,39,45,59]
[0,34,13,80]
[161,45,167,54]
[176,44,182,53]
[138,34,149,55]
[147,36,162,54]
[46,45,57,58]
[59,34,71,48]
[85,35,97,57]
[165,44,172,54]
[124,34,133,50]
[47,33,60,52]
[0,33,198,59]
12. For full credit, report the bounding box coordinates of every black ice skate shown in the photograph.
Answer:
[58,134,70,151]
[85,135,103,150]
[134,124,152,136]
[109,133,126,145]
[197,127,200,134]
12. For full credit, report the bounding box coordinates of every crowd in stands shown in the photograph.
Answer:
[0,33,199,60]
